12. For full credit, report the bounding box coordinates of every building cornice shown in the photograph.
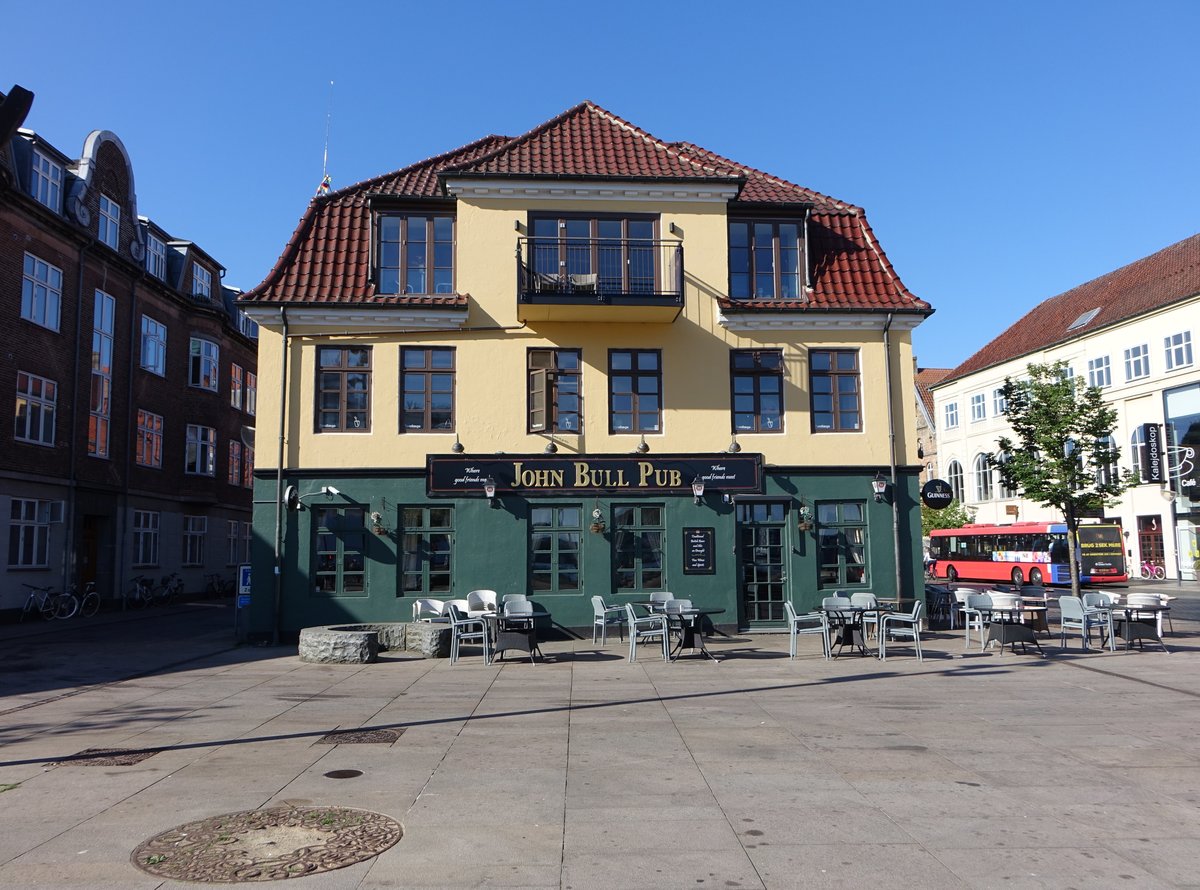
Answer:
[717,310,925,333]
[442,176,741,204]
[243,304,469,333]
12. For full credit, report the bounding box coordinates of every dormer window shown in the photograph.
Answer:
[1067,307,1100,331]
[729,220,804,299]
[98,195,120,250]
[192,264,212,300]
[146,233,167,279]
[31,150,63,212]
[378,214,454,295]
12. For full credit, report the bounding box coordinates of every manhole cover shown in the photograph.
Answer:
[131,806,401,882]
[48,747,159,767]
[316,729,402,745]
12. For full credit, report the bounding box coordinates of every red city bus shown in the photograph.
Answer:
[928,522,1128,585]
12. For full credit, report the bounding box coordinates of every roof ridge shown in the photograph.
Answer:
[672,140,854,210]
[582,101,735,179]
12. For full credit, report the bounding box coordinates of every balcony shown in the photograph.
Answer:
[517,237,683,323]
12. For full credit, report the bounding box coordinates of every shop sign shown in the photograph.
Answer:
[682,527,716,574]
[1143,422,1162,483]
[428,453,763,496]
[920,478,954,509]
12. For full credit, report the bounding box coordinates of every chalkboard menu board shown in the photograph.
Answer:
[683,527,715,575]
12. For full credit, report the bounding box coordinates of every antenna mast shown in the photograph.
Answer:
[322,79,334,180]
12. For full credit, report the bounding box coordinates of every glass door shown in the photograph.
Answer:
[737,501,789,626]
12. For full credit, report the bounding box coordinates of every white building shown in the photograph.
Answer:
[931,233,1200,580]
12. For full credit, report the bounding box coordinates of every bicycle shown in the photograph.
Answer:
[124,575,156,609]
[924,560,939,581]
[20,583,77,621]
[157,573,184,605]
[69,581,101,618]
[1139,561,1166,581]
[205,572,234,597]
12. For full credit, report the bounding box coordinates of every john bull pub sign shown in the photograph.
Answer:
[428,453,764,497]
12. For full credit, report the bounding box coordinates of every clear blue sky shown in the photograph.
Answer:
[6,0,1197,370]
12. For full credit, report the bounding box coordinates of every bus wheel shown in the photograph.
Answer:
[946,566,958,583]
[1029,568,1043,585]
[1011,567,1024,586]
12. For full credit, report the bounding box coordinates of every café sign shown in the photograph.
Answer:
[428,453,764,497]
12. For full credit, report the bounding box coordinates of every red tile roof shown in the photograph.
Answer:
[941,232,1200,383]
[242,102,928,317]
[916,368,952,419]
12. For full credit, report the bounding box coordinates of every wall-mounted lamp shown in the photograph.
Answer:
[544,440,558,454]
[284,484,341,510]
[323,485,340,497]
[1122,529,1131,540]
[723,493,734,504]
[917,438,925,459]
[727,433,742,453]
[483,476,497,507]
[451,434,464,454]
[636,435,649,454]
[668,221,680,236]
[871,472,889,504]
[691,476,705,505]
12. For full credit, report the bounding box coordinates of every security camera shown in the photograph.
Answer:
[323,485,340,497]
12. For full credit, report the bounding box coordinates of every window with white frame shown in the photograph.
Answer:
[230,363,243,410]
[947,460,964,503]
[1164,331,1193,371]
[136,409,163,468]
[192,264,212,300]
[186,424,216,476]
[944,402,959,429]
[21,253,62,331]
[15,371,56,446]
[140,315,166,376]
[31,149,63,212]
[89,290,114,458]
[228,441,242,485]
[189,338,219,390]
[8,499,53,567]
[992,388,1007,416]
[241,520,252,563]
[1096,434,1117,487]
[146,233,167,279]
[98,194,120,250]
[1125,344,1150,381]
[133,510,159,566]
[183,516,206,566]
[227,520,240,566]
[1088,355,1111,388]
[970,393,986,422]
[973,453,993,501]
[245,372,257,416]
[1130,426,1146,478]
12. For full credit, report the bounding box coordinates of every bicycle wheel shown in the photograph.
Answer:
[55,593,79,620]
[80,592,100,617]
[1140,565,1153,580]
[39,595,58,620]
[1152,565,1165,581]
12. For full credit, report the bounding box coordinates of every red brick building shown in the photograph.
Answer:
[0,86,257,610]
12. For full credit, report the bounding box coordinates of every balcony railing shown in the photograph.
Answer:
[517,238,683,305]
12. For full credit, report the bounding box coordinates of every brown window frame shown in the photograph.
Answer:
[728,218,806,300]
[809,348,861,433]
[377,211,455,296]
[529,213,659,293]
[730,350,784,434]
[528,348,582,434]
[608,349,662,434]
[316,346,372,433]
[401,346,456,433]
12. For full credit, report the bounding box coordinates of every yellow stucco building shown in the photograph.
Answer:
[240,102,931,640]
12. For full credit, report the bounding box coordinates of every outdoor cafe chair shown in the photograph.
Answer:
[961,594,992,650]
[648,591,675,612]
[591,595,626,644]
[466,589,499,616]
[502,593,528,605]
[624,603,669,663]
[1126,592,1171,636]
[784,601,830,659]
[850,592,880,639]
[447,602,491,665]
[925,584,955,629]
[411,598,447,622]
[1058,595,1114,651]
[878,600,923,661]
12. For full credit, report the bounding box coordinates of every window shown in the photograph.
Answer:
[378,214,454,295]
[1088,355,1111,389]
[98,194,120,250]
[1165,331,1193,370]
[241,521,252,563]
[31,149,63,211]
[133,510,159,566]
[141,315,167,376]
[944,402,959,429]
[970,393,986,422]
[810,349,860,432]
[189,338,219,391]
[245,372,257,416]
[21,253,62,330]
[228,440,242,485]
[238,311,259,340]
[401,347,455,432]
[136,410,163,468]
[1125,344,1150,381]
[530,505,581,593]
[192,264,212,299]
[186,424,216,476]
[528,348,581,433]
[146,233,167,279]
[15,371,56,446]
[609,349,661,434]
[1067,307,1101,331]
[89,290,114,459]
[227,520,240,566]
[183,516,206,566]
[613,504,664,591]
[1130,426,1146,479]
[992,388,1007,416]
[317,346,371,431]
[230,363,244,409]
[729,220,803,299]
[8,499,52,568]
[243,445,254,488]
[817,501,868,588]
[399,506,450,595]
[530,215,656,294]
[996,452,1019,497]
[973,453,993,501]
[1096,434,1117,487]
[947,460,964,503]
[731,350,783,433]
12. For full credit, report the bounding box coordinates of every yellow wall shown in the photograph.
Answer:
[253,195,920,471]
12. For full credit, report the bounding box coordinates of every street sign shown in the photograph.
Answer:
[238,564,251,596]
[237,594,251,609]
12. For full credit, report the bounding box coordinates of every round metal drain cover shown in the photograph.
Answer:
[131,805,401,882]
[324,769,363,779]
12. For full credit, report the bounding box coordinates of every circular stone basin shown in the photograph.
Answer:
[131,806,401,882]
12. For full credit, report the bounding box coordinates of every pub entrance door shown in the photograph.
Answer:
[1137,514,1165,572]
[736,501,790,628]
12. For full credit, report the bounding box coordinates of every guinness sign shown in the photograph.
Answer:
[920,478,954,510]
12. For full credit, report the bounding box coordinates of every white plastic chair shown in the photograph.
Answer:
[502,593,528,605]
[878,600,923,661]
[466,589,498,617]
[850,592,879,639]
[648,591,675,613]
[411,598,447,622]
[591,596,626,644]
[961,594,992,650]
[624,603,669,662]
[1126,593,1170,636]
[447,602,491,664]
[784,601,830,659]
[1058,595,1114,651]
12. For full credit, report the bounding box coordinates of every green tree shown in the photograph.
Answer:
[921,499,975,538]
[989,361,1134,598]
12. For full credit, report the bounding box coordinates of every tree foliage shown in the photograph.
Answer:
[988,360,1134,597]
[921,499,975,538]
